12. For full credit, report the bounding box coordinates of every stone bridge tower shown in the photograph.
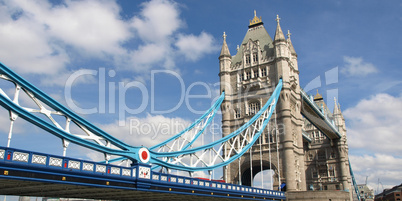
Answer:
[219,12,306,191]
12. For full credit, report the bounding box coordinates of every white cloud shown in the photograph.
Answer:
[11,0,130,56]
[253,170,275,189]
[131,0,182,43]
[120,0,219,73]
[341,56,378,77]
[0,3,69,74]
[176,32,219,61]
[344,93,402,154]
[350,154,402,191]
[41,69,98,87]
[0,0,128,75]
[345,93,402,190]
[99,113,191,148]
[127,43,175,72]
[0,0,218,80]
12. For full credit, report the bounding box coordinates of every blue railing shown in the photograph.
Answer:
[150,171,285,197]
[0,146,285,200]
[0,146,137,179]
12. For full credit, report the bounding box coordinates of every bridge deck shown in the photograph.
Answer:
[0,178,251,201]
[0,146,285,201]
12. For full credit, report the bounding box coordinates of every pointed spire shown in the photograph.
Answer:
[337,102,344,118]
[219,32,231,58]
[333,97,340,114]
[333,97,345,131]
[334,97,344,116]
[287,30,297,55]
[274,15,286,42]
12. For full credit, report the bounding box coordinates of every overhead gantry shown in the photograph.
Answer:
[300,89,342,140]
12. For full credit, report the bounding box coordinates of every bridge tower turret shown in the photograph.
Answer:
[219,32,233,145]
[219,11,305,191]
[273,14,305,192]
[334,98,353,200]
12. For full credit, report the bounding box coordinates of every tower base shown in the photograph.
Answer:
[286,191,350,201]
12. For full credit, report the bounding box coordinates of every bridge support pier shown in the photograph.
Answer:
[278,87,303,192]
[282,116,297,192]
[286,191,351,201]
[336,139,353,201]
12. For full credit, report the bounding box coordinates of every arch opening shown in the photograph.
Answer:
[239,160,280,190]
[253,169,275,189]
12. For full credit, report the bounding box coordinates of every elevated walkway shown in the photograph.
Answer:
[300,89,342,140]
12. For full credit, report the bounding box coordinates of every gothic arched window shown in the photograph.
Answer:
[248,101,260,115]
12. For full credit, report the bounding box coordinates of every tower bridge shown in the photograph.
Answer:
[218,12,356,200]
[0,11,360,201]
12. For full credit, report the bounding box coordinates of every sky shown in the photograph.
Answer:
[0,0,401,199]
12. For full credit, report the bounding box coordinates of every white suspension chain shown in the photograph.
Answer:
[268,123,273,190]
[274,108,281,191]
[250,146,253,187]
[259,131,263,188]
[238,157,241,185]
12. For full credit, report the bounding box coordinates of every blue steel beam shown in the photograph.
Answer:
[0,146,286,200]
[109,92,224,165]
[0,62,283,175]
[0,62,133,150]
[148,79,283,172]
[150,92,224,151]
[349,159,362,201]
[0,62,142,162]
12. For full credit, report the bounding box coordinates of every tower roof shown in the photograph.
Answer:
[249,10,263,28]
[274,15,286,42]
[231,11,274,66]
[314,89,323,101]
[219,32,231,58]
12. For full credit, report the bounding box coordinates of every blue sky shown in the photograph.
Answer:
[0,0,401,199]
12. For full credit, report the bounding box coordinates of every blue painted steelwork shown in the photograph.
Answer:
[150,92,225,151]
[349,159,362,201]
[0,62,284,174]
[0,62,143,161]
[149,79,283,171]
[108,92,225,165]
[0,146,286,200]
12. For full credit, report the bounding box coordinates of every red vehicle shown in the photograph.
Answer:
[195,177,225,183]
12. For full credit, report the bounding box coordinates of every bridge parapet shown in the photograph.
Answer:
[0,146,286,200]
[0,146,140,179]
